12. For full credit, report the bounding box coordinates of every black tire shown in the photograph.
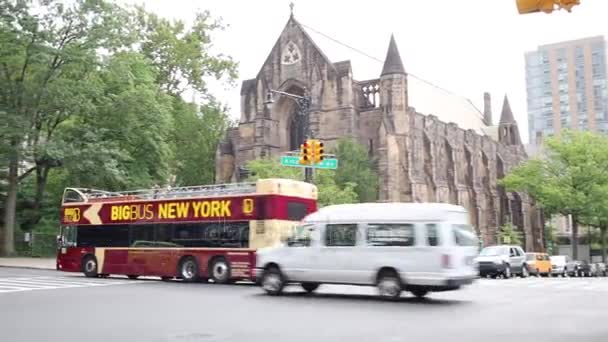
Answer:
[520,264,529,278]
[82,255,98,278]
[209,257,231,284]
[179,257,200,282]
[376,270,402,299]
[503,264,512,279]
[301,282,319,293]
[161,276,173,281]
[127,275,139,280]
[410,287,429,299]
[261,267,285,296]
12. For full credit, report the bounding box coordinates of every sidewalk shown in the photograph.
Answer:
[0,257,56,270]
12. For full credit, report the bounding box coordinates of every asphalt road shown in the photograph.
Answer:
[1,267,607,342]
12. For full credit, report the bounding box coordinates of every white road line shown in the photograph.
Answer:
[0,276,143,294]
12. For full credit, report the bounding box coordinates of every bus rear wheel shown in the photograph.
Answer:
[210,257,231,284]
[82,256,98,278]
[179,257,200,282]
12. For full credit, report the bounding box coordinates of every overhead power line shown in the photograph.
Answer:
[299,21,471,100]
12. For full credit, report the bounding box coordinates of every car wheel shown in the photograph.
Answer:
[410,287,429,299]
[179,257,200,283]
[82,255,98,278]
[262,267,285,296]
[301,282,319,293]
[377,270,402,299]
[520,265,529,278]
[503,264,512,279]
[209,257,231,284]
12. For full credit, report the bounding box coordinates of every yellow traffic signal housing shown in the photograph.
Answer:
[311,140,324,164]
[516,0,580,14]
[299,140,312,165]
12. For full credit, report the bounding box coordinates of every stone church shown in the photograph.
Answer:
[215,14,544,250]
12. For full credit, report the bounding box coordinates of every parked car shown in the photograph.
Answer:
[475,245,529,278]
[565,259,582,277]
[255,203,479,299]
[526,252,552,277]
[550,255,569,277]
[578,261,594,277]
[594,263,607,277]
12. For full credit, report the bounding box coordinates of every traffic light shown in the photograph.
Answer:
[311,139,324,164]
[516,0,580,14]
[299,140,312,165]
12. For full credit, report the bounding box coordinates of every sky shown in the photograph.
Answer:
[125,0,608,144]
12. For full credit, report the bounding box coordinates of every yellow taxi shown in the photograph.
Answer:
[525,253,552,276]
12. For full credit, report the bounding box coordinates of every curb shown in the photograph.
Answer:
[0,265,57,271]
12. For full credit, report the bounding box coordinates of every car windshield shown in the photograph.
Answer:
[480,246,508,256]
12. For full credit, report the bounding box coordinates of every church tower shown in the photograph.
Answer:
[379,35,408,135]
[498,95,522,146]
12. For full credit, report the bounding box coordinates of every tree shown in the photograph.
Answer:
[500,130,608,260]
[498,222,523,246]
[0,0,133,255]
[332,138,378,202]
[244,158,357,207]
[1,0,238,255]
[171,100,234,186]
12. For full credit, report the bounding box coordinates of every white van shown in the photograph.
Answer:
[255,202,479,299]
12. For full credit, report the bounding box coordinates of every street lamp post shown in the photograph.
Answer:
[264,88,313,183]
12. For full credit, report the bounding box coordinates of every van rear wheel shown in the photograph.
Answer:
[301,282,319,293]
[410,287,428,299]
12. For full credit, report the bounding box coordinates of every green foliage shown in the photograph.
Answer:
[332,137,379,202]
[244,158,358,207]
[498,223,523,246]
[0,0,237,255]
[500,130,608,258]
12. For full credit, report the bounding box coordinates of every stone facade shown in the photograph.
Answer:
[215,14,545,251]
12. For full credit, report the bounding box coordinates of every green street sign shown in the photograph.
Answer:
[280,156,338,170]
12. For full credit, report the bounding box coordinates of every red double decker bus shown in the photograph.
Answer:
[56,178,317,283]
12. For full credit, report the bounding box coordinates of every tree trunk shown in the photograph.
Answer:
[601,224,607,263]
[2,145,19,256]
[571,216,579,260]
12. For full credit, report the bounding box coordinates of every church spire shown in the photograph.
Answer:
[499,94,516,124]
[381,34,406,76]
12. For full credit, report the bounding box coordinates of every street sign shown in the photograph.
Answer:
[280,156,338,169]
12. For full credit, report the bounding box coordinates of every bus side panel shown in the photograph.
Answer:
[56,247,94,273]
[224,251,255,279]
[101,249,129,275]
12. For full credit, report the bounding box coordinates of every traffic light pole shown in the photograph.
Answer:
[267,88,313,183]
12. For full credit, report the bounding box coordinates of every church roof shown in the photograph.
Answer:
[299,23,491,136]
[381,35,406,76]
[499,95,516,124]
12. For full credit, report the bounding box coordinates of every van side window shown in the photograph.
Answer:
[426,224,439,246]
[325,224,358,247]
[367,224,415,247]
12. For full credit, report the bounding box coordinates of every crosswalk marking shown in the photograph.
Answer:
[0,276,143,294]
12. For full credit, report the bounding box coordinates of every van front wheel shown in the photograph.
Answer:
[377,270,402,299]
[410,287,428,299]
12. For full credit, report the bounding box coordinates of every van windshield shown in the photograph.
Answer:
[480,246,509,256]
[526,253,536,261]
[286,224,313,247]
[452,224,478,246]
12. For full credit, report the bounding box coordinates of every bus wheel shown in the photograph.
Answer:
[82,256,98,278]
[179,257,200,282]
[210,257,231,284]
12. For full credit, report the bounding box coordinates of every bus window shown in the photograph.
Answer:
[287,201,308,220]
[78,225,129,247]
[130,225,155,246]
